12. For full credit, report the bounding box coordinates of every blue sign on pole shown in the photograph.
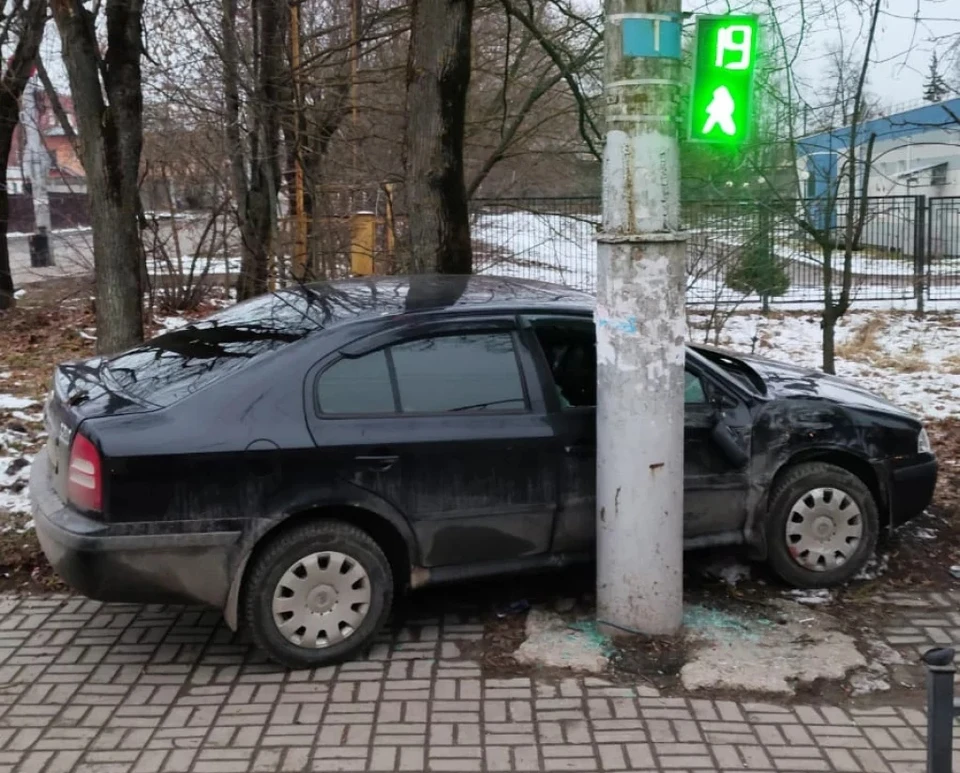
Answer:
[622,17,682,59]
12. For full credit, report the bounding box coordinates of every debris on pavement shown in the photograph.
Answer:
[849,662,892,697]
[680,600,866,695]
[512,608,612,674]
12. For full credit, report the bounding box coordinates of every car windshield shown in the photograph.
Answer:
[102,285,369,406]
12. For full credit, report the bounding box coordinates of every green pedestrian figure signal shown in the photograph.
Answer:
[688,15,759,144]
[703,86,736,136]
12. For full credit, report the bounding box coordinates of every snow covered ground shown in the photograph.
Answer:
[694,311,960,421]
[0,382,39,524]
[148,256,241,278]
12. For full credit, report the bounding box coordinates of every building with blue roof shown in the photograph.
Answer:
[795,98,960,257]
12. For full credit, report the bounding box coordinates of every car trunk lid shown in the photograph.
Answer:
[44,358,156,504]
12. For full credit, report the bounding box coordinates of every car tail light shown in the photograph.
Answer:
[68,433,102,512]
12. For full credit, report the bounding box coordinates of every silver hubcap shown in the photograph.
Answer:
[272,551,372,648]
[785,487,863,572]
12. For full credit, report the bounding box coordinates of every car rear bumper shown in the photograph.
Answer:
[30,450,241,608]
[887,453,938,528]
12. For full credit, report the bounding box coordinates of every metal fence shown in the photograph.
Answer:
[470,195,960,308]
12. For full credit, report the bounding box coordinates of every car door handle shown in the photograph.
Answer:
[354,454,399,472]
[564,444,592,456]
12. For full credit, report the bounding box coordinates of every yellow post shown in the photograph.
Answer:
[351,211,376,276]
[290,1,309,282]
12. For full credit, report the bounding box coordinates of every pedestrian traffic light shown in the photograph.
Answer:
[688,15,759,144]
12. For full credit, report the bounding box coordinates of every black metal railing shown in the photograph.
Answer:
[469,195,960,308]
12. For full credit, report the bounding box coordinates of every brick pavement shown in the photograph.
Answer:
[0,592,956,773]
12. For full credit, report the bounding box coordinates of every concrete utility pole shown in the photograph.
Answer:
[24,80,53,266]
[596,0,685,635]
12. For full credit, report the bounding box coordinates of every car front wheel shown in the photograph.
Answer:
[766,462,880,588]
[244,520,393,668]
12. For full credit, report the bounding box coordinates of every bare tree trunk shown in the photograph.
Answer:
[0,0,47,311]
[53,0,145,354]
[404,0,474,274]
[225,0,284,300]
[821,0,881,374]
[822,307,837,375]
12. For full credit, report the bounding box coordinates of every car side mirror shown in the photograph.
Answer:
[711,418,749,468]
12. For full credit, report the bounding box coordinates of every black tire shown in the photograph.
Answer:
[766,462,879,588]
[244,520,393,669]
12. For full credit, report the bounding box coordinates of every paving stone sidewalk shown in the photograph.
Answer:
[0,591,957,773]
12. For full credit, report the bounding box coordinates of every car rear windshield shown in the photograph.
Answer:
[102,287,352,406]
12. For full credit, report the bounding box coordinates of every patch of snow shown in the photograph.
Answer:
[0,395,36,410]
[148,256,242,278]
[0,435,34,516]
[785,588,834,606]
[0,372,10,380]
[9,225,93,238]
[78,330,97,341]
[158,315,190,331]
[11,411,43,425]
[13,289,24,300]
[850,665,891,697]
[912,527,938,541]
[854,552,890,581]
[1,518,34,535]
[702,555,751,586]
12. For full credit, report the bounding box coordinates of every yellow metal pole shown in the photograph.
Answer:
[290,0,309,282]
[351,211,376,276]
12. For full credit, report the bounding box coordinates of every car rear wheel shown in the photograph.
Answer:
[766,462,879,588]
[245,520,393,668]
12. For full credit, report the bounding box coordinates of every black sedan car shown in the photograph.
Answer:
[31,276,936,667]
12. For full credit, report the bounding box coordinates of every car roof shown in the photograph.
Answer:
[290,274,594,325]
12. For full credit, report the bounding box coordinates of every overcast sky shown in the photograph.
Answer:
[689,0,960,110]
[33,1,960,116]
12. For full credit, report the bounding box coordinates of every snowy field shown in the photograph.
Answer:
[691,312,960,421]
[0,375,40,524]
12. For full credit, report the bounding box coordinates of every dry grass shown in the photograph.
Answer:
[943,354,960,375]
[871,353,928,374]
[836,316,886,361]
[836,317,931,374]
[871,341,928,374]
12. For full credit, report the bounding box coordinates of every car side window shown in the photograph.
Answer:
[317,350,396,414]
[391,332,527,413]
[531,319,596,408]
[685,370,707,404]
